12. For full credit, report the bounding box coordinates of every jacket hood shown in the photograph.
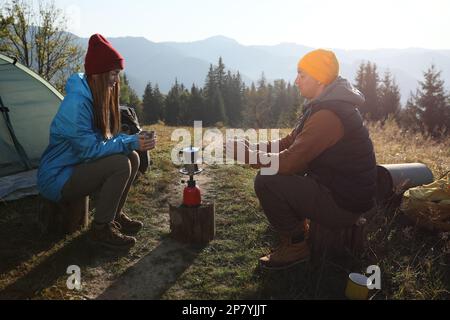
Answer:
[65,73,93,101]
[309,76,365,107]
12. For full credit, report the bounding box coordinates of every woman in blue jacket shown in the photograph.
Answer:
[38,34,155,250]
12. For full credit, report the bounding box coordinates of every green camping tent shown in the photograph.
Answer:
[0,53,63,199]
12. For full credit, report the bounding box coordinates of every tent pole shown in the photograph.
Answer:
[0,95,33,170]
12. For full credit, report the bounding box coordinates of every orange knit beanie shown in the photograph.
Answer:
[297,49,339,85]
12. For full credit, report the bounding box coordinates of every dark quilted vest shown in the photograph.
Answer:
[293,100,377,214]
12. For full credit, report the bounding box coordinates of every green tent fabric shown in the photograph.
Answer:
[0,53,63,199]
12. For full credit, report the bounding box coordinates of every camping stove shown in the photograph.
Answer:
[179,147,203,207]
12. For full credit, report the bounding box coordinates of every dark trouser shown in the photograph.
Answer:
[61,152,140,224]
[254,172,359,233]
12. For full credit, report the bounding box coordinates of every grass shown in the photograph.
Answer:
[0,120,449,299]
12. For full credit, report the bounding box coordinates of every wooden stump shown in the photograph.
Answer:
[38,196,89,235]
[308,217,367,264]
[169,203,215,245]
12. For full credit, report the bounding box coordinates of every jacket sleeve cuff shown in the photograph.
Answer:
[130,134,140,151]
[117,133,140,153]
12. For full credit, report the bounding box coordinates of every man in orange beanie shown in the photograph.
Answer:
[227,49,377,269]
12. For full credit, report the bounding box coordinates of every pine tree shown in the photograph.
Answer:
[120,74,141,108]
[242,83,258,127]
[277,83,303,127]
[203,61,227,126]
[119,73,143,121]
[119,74,131,106]
[243,75,271,129]
[223,71,244,127]
[204,64,216,100]
[165,80,182,126]
[398,93,421,132]
[142,82,153,124]
[271,79,288,127]
[379,70,401,122]
[354,61,380,121]
[365,62,381,121]
[152,84,165,122]
[354,62,366,92]
[186,84,206,125]
[130,89,142,108]
[255,73,273,128]
[215,57,226,91]
[415,65,450,137]
[178,86,191,126]
[142,82,164,124]
[257,72,267,90]
[208,89,227,126]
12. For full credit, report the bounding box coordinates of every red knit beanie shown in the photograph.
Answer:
[84,34,124,75]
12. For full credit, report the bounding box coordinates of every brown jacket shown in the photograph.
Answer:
[258,109,344,175]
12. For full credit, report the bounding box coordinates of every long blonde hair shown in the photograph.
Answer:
[87,72,121,139]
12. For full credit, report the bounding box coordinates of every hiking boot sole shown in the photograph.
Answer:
[259,256,310,271]
[120,225,143,235]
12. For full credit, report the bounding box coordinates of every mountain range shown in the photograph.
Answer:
[77,35,450,104]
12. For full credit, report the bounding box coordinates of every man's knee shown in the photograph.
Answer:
[254,172,276,196]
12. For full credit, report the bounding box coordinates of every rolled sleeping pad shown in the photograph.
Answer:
[375,163,434,203]
[376,165,394,203]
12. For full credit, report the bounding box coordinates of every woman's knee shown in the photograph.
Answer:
[107,154,132,177]
[128,151,140,171]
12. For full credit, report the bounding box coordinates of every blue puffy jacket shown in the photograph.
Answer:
[37,73,140,202]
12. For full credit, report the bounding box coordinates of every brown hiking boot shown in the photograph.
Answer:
[273,220,309,251]
[259,239,310,270]
[260,223,310,270]
[115,212,143,234]
[89,222,136,250]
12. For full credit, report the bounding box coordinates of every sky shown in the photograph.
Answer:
[24,0,450,50]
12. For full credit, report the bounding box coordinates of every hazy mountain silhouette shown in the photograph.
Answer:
[76,35,450,104]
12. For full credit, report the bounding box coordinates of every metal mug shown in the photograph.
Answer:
[140,130,155,140]
[345,273,370,300]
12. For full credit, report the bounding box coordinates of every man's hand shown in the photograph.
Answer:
[250,160,263,170]
[224,139,250,161]
[224,139,264,169]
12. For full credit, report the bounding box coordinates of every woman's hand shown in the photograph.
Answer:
[137,134,156,152]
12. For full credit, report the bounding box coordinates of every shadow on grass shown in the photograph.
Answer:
[97,238,204,300]
[0,225,129,299]
[247,225,366,300]
[252,256,363,299]
[0,197,200,300]
[0,205,133,300]
[0,196,63,276]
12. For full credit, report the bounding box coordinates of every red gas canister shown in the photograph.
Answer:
[183,180,201,207]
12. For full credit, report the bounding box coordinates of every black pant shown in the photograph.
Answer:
[254,172,359,232]
[61,152,140,224]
